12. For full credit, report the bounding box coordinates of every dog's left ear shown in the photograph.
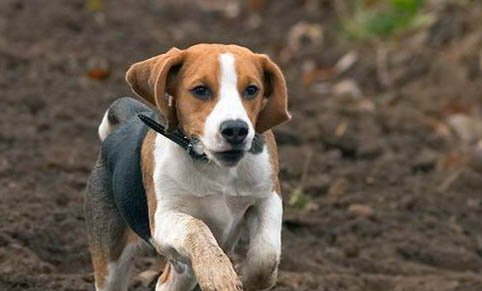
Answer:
[126,48,185,131]
[256,54,291,133]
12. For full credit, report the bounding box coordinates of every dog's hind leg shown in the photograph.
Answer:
[89,230,142,291]
[85,159,143,291]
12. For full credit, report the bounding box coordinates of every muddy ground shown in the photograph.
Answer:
[1,0,482,290]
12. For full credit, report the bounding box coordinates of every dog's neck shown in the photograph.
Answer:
[155,133,273,198]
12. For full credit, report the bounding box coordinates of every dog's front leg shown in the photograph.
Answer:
[239,193,283,291]
[153,211,242,291]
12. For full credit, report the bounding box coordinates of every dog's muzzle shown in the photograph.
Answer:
[210,119,250,167]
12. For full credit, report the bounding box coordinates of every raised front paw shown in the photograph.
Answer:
[193,251,242,291]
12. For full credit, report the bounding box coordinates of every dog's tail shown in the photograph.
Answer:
[98,97,151,141]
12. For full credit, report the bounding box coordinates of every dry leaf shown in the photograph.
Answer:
[88,69,110,80]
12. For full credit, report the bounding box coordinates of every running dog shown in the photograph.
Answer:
[85,44,290,291]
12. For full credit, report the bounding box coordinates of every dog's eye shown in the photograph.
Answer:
[190,86,211,100]
[243,85,259,99]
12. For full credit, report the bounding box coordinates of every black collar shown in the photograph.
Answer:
[137,114,208,162]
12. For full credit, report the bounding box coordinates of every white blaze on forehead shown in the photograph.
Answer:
[202,53,255,152]
[217,53,248,120]
[220,54,237,92]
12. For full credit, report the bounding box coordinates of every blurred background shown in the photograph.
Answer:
[1,0,482,290]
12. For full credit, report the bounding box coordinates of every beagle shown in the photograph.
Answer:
[84,44,290,291]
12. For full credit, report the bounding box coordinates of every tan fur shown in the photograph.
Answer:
[124,228,141,246]
[126,48,184,131]
[263,130,282,195]
[141,129,158,233]
[91,246,108,290]
[158,262,171,285]
[91,228,140,290]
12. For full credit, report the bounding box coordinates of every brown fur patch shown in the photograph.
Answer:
[124,228,141,245]
[173,46,221,139]
[141,129,157,234]
[263,130,282,195]
[254,54,291,133]
[90,228,140,290]
[90,246,108,290]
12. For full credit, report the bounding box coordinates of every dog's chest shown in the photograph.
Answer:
[179,194,255,247]
[153,138,273,246]
[159,165,271,247]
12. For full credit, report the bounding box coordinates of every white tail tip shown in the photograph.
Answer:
[98,110,112,141]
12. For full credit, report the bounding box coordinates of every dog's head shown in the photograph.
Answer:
[126,44,290,167]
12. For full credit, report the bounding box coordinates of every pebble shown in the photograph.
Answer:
[287,22,323,51]
[333,79,363,100]
[348,204,375,218]
[328,178,350,199]
[334,51,358,74]
[447,114,482,143]
[468,140,482,173]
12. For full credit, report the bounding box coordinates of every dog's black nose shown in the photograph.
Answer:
[220,119,249,145]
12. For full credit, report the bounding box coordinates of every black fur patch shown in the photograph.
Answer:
[107,108,119,126]
[249,133,265,154]
[101,110,154,244]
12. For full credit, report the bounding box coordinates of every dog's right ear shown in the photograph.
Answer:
[126,48,185,131]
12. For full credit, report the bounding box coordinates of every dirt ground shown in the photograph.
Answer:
[1,0,482,290]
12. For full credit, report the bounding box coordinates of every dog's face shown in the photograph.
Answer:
[126,44,290,167]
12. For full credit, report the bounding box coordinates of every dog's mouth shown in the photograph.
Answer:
[191,139,246,167]
[212,149,245,167]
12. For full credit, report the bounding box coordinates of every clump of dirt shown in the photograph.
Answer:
[1,0,481,290]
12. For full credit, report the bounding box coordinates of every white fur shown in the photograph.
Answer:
[202,53,255,154]
[241,193,282,284]
[98,110,111,141]
[97,243,140,291]
[150,132,280,289]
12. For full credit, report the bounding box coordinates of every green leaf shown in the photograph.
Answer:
[288,187,310,209]
[87,0,103,11]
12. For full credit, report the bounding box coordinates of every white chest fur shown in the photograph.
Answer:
[152,134,273,248]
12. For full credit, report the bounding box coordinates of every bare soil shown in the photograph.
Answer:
[1,0,482,290]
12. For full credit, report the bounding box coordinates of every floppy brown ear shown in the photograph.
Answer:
[125,48,184,131]
[256,54,291,133]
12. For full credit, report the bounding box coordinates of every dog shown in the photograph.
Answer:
[84,44,290,291]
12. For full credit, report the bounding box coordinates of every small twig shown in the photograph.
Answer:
[288,148,314,209]
[438,168,464,192]
[299,147,314,190]
[333,0,349,19]
[376,44,394,88]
